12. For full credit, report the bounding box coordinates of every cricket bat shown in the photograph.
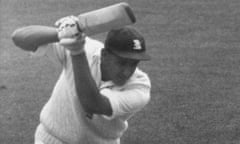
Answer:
[12,2,136,51]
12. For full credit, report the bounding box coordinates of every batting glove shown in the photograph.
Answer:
[55,15,86,55]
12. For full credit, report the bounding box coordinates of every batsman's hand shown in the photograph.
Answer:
[55,15,86,55]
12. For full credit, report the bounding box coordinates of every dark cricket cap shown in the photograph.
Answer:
[105,27,151,61]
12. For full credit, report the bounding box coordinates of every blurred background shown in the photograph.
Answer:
[1,0,240,143]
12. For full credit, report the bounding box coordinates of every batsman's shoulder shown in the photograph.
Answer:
[127,68,151,88]
[84,37,104,54]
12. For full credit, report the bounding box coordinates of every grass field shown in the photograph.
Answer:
[1,0,240,144]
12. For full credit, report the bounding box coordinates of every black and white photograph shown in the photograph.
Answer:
[1,0,240,144]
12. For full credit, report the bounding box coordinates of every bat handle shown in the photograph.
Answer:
[12,25,59,51]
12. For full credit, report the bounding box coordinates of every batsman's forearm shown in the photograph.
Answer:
[71,53,112,116]
[12,25,59,52]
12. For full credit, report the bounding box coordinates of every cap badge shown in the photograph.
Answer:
[133,39,142,50]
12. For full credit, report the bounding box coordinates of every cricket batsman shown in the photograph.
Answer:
[12,15,151,144]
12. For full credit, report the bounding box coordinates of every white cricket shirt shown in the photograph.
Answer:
[37,37,151,144]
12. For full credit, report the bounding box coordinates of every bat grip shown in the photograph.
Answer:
[12,25,59,51]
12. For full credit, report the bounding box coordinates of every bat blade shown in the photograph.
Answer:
[78,2,136,35]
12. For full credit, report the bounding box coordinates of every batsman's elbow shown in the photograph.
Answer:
[11,28,38,52]
[81,95,113,117]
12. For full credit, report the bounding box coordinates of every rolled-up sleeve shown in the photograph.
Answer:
[100,84,151,119]
[32,43,67,67]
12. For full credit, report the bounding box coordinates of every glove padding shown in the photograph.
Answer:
[55,15,85,54]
